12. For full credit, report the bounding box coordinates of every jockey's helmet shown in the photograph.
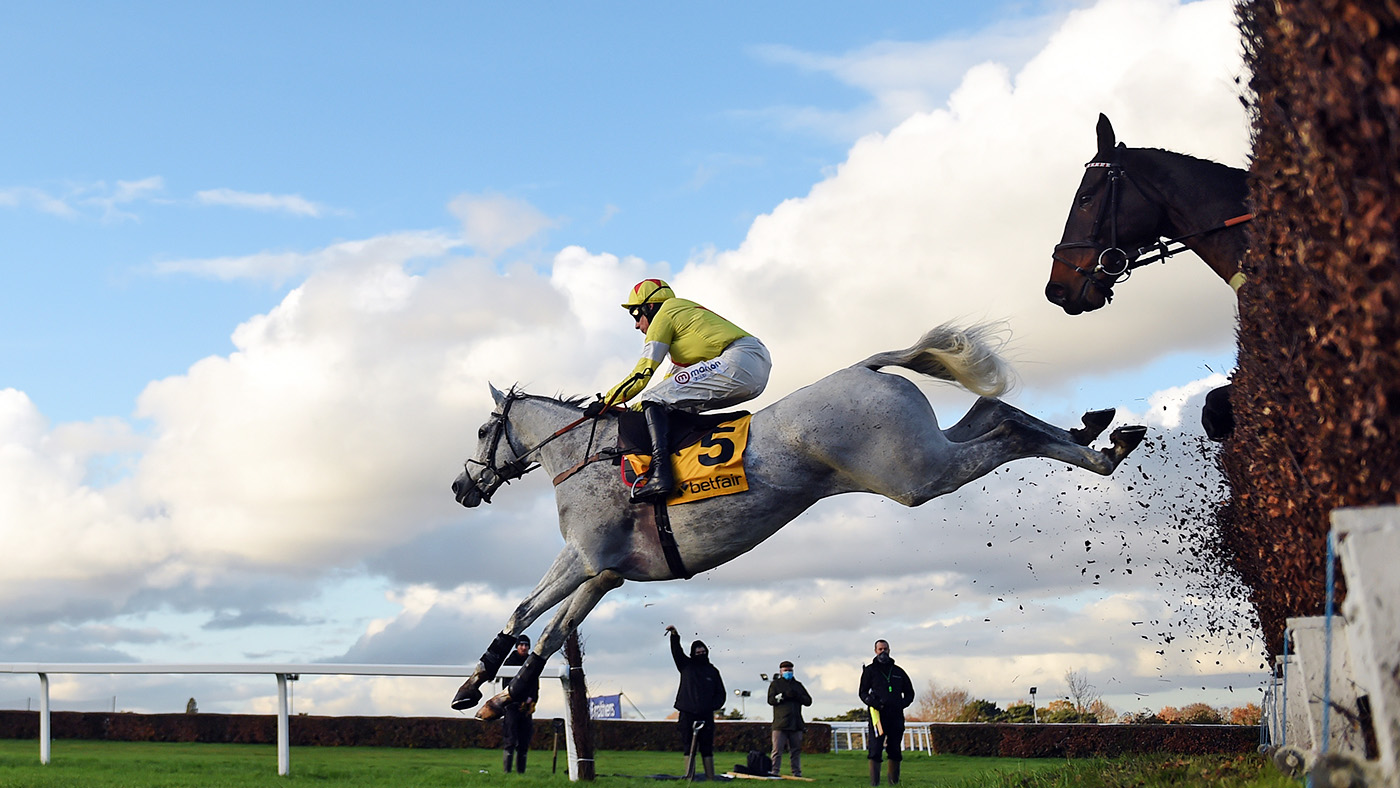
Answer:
[621,279,674,309]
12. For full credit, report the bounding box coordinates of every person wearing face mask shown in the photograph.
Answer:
[766,660,813,778]
[665,624,727,780]
[499,635,538,774]
[859,639,916,786]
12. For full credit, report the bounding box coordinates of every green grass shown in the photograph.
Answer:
[0,740,1293,787]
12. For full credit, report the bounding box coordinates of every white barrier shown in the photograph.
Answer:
[0,663,573,778]
[1264,505,1400,787]
[827,720,932,754]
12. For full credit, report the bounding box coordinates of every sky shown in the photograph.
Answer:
[0,0,1265,723]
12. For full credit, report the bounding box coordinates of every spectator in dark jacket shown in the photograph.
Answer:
[766,660,813,777]
[859,639,915,786]
[499,635,537,774]
[665,624,726,780]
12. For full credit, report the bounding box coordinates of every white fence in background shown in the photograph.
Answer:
[1259,506,1400,787]
[0,663,572,779]
[828,720,933,754]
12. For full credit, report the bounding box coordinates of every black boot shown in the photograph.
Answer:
[516,748,527,774]
[631,402,673,502]
[888,759,900,785]
[452,632,517,710]
[503,749,514,773]
[869,759,881,786]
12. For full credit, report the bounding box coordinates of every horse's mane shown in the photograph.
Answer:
[1135,146,1247,178]
[505,385,590,408]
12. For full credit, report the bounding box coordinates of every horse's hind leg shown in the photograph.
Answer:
[477,569,626,720]
[944,397,1114,446]
[451,547,590,711]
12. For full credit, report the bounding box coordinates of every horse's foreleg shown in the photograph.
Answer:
[450,547,590,711]
[477,569,626,720]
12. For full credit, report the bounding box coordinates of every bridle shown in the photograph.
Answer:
[1052,156,1253,304]
[459,392,594,504]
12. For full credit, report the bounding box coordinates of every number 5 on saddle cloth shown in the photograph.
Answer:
[618,410,753,505]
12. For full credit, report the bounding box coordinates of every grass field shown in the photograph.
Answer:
[0,740,1295,787]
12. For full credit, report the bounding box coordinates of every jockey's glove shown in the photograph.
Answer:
[583,398,609,419]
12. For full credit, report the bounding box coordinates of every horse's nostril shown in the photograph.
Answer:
[451,479,462,496]
[1045,283,1066,304]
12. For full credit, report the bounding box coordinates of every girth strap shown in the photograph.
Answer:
[653,499,692,580]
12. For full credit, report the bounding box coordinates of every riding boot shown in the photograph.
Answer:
[503,749,514,773]
[888,759,901,785]
[869,759,882,786]
[631,402,673,502]
[702,755,716,781]
[516,748,528,773]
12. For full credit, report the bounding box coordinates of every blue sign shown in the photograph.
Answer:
[589,694,622,719]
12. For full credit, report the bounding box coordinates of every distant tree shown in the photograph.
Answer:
[185,698,198,715]
[955,699,1004,722]
[816,707,869,722]
[1227,703,1262,726]
[1064,669,1101,715]
[1175,703,1225,725]
[1157,705,1183,724]
[1087,698,1118,724]
[910,681,970,722]
[721,707,745,720]
[1003,702,1035,723]
[1120,709,1165,725]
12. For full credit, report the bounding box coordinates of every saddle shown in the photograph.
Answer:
[615,407,748,457]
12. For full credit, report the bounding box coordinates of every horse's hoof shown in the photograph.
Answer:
[1108,425,1147,464]
[1070,408,1115,445]
[450,683,482,711]
[475,691,510,720]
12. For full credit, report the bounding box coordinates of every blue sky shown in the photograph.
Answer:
[1,0,1263,722]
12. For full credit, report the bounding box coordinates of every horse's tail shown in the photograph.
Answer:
[856,322,1014,398]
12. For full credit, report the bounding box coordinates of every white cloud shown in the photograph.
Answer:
[449,192,557,257]
[195,188,331,217]
[152,231,464,286]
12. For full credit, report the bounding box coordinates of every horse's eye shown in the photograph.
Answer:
[478,427,488,439]
[1077,193,1094,208]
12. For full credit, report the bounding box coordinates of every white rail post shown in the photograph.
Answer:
[1333,505,1400,783]
[38,672,50,765]
[276,673,290,776]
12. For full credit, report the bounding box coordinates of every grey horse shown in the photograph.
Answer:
[448,323,1145,717]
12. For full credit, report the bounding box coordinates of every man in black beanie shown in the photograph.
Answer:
[500,635,537,774]
[665,624,726,780]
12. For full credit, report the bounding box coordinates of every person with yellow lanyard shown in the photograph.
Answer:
[583,278,771,502]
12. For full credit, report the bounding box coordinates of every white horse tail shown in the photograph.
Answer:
[856,322,1014,397]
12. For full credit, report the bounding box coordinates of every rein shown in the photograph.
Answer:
[1053,157,1254,302]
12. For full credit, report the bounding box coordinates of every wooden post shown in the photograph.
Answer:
[563,630,596,781]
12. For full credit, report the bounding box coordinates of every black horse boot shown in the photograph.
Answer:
[452,632,517,710]
[888,759,901,785]
[869,758,881,786]
[631,401,673,502]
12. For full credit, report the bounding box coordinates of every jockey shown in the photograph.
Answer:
[584,278,771,502]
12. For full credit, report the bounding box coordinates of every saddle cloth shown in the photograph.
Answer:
[619,412,752,505]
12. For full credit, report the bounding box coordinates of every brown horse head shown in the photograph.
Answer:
[1045,114,1171,314]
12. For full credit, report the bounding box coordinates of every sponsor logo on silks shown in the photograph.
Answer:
[622,415,752,504]
[672,358,725,387]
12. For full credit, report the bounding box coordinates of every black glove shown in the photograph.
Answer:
[582,400,607,419]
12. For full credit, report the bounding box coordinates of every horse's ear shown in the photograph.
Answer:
[1096,113,1116,155]
[489,383,506,407]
